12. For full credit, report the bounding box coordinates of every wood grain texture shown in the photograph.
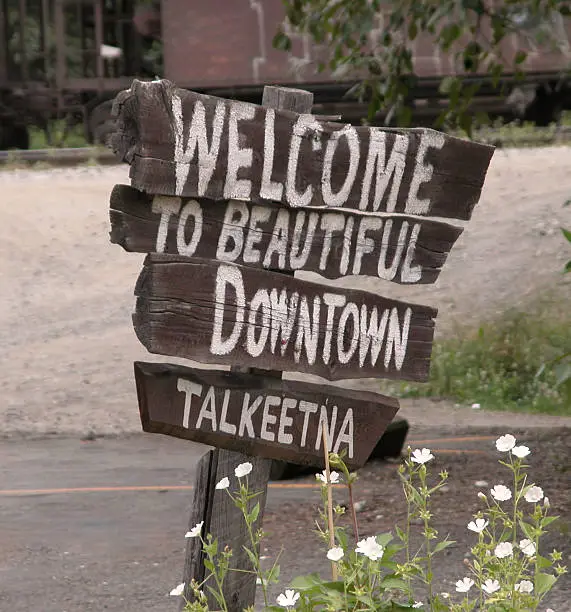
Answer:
[110,79,494,220]
[177,85,316,612]
[135,361,398,469]
[109,183,463,284]
[133,253,437,382]
[178,447,271,610]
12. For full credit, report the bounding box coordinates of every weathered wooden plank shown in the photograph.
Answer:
[178,447,271,610]
[110,184,463,284]
[135,362,398,469]
[132,254,437,382]
[110,79,494,220]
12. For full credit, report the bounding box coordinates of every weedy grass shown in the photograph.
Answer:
[383,299,571,415]
[28,121,88,149]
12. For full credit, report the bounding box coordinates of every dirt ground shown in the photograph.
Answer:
[0,146,570,437]
[0,147,570,611]
[261,428,571,610]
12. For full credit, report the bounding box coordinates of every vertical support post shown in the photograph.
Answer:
[40,0,50,80]
[54,0,65,100]
[0,0,7,83]
[18,0,28,81]
[180,85,314,612]
[94,0,104,87]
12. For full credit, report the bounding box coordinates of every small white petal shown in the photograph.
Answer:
[235,462,253,478]
[355,536,384,561]
[491,484,512,501]
[276,589,300,607]
[169,583,185,597]
[185,521,204,538]
[519,539,536,557]
[525,486,544,503]
[412,603,423,608]
[495,434,516,452]
[326,547,344,562]
[515,580,534,594]
[481,579,500,594]
[471,403,481,409]
[411,448,434,464]
[316,470,339,484]
[494,542,514,558]
[215,477,230,490]
[440,592,450,599]
[455,577,474,593]
[467,518,488,533]
[512,445,530,458]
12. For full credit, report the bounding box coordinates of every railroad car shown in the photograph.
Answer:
[1,0,570,148]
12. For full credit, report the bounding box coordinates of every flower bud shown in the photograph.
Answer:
[478,492,487,501]
[544,497,550,508]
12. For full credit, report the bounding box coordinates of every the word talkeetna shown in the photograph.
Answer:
[110,78,494,469]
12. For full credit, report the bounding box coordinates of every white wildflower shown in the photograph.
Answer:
[515,580,534,593]
[215,477,230,490]
[355,536,384,561]
[276,589,300,608]
[525,486,544,503]
[235,462,253,478]
[440,592,450,599]
[169,583,185,597]
[455,577,474,593]
[411,448,434,464]
[491,484,512,501]
[185,521,203,538]
[326,547,344,562]
[482,579,500,594]
[413,603,423,609]
[512,445,530,458]
[494,542,514,558]
[316,470,340,484]
[467,518,488,533]
[519,539,536,557]
[496,434,516,452]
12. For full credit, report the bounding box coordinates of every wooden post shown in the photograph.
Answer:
[180,85,314,611]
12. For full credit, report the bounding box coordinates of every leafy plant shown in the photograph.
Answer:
[170,435,566,611]
[273,0,571,132]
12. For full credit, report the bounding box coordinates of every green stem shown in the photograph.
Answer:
[419,469,434,609]
[347,480,360,543]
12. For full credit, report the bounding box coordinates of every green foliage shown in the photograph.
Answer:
[385,305,571,414]
[274,0,571,131]
[177,445,566,611]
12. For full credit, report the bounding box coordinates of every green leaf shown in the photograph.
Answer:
[536,554,553,570]
[562,227,571,243]
[515,50,527,64]
[379,576,408,591]
[272,31,291,52]
[439,76,459,95]
[432,539,455,555]
[536,572,557,595]
[249,502,260,524]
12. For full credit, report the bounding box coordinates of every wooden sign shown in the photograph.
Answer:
[135,361,399,470]
[110,184,463,284]
[133,253,436,382]
[112,79,494,220]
